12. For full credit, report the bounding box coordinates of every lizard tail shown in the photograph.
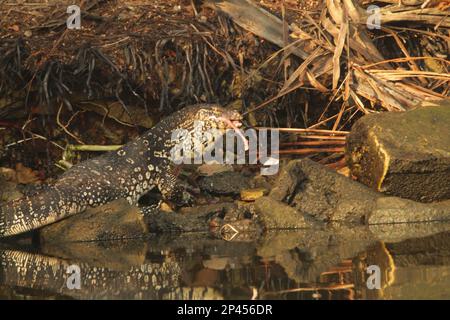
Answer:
[0,187,85,237]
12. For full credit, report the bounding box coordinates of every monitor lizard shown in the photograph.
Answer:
[0,104,244,237]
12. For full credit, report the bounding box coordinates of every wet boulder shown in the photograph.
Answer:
[270,159,450,225]
[369,198,450,225]
[198,171,251,195]
[39,199,148,243]
[368,222,450,243]
[271,159,381,223]
[346,103,450,202]
[252,197,313,229]
[146,203,236,233]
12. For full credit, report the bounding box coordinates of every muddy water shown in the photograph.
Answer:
[1,222,450,300]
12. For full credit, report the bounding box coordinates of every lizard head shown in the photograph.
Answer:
[177,104,244,132]
[178,104,247,148]
[163,104,248,161]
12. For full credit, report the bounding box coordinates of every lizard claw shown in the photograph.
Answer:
[178,190,194,207]
[163,186,195,208]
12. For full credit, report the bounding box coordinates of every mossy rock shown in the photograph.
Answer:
[346,102,450,202]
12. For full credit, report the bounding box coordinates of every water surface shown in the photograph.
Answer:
[1,222,450,300]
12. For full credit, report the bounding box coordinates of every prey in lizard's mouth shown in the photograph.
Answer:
[181,104,249,150]
[209,108,244,129]
[213,117,243,130]
[212,114,248,151]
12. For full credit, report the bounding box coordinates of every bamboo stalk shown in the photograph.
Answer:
[281,140,346,146]
[264,283,354,295]
[67,145,123,152]
[276,147,345,154]
[257,127,349,134]
[293,135,347,140]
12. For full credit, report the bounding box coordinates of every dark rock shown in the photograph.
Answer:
[369,198,450,224]
[368,221,450,243]
[253,197,313,229]
[271,159,380,223]
[270,159,450,225]
[346,103,450,202]
[39,199,148,243]
[198,171,251,195]
[146,203,235,233]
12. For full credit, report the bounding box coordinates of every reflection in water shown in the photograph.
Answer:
[1,223,450,300]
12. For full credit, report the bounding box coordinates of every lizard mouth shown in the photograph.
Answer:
[229,119,243,128]
[215,116,249,151]
[213,116,241,130]
[217,110,243,128]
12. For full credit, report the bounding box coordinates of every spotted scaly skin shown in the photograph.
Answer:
[0,104,242,237]
[0,249,182,299]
